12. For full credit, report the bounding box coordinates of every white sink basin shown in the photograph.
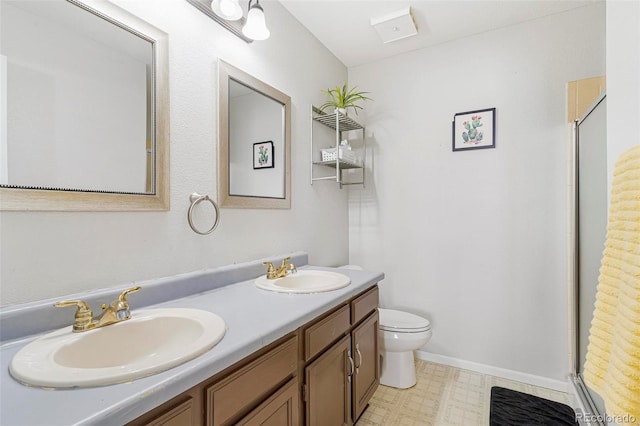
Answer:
[255,270,351,293]
[9,308,226,388]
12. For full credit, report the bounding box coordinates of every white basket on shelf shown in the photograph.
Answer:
[321,148,338,161]
[320,147,362,165]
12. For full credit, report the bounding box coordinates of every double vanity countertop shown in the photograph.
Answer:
[0,254,383,426]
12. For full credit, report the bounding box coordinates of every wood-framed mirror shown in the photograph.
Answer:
[0,0,169,211]
[218,60,291,209]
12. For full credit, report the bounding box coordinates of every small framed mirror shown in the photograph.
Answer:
[0,0,169,211]
[218,60,291,209]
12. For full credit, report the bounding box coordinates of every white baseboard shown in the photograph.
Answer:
[415,350,569,393]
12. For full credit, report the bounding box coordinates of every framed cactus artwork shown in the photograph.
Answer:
[253,141,274,169]
[452,108,496,151]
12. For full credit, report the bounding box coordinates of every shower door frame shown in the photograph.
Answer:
[570,92,607,426]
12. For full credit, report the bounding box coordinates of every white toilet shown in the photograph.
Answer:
[378,308,432,389]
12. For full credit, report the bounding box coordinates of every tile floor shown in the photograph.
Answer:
[356,359,571,426]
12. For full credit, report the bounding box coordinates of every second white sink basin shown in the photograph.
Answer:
[9,308,226,388]
[255,270,351,293]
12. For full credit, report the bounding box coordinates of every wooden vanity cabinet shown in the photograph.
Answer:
[301,285,380,425]
[304,334,352,426]
[127,335,297,426]
[128,285,379,426]
[351,311,379,420]
[350,285,380,420]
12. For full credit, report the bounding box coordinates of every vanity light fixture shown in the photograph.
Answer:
[242,0,270,41]
[186,0,270,42]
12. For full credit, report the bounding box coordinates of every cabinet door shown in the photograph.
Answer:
[352,311,379,421]
[304,334,352,426]
[236,379,299,426]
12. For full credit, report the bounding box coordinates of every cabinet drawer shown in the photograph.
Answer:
[206,336,298,426]
[304,304,350,361]
[351,286,379,325]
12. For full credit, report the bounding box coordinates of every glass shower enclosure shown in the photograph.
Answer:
[572,93,607,424]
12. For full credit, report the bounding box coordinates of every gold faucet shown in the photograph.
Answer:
[54,286,141,332]
[263,257,297,279]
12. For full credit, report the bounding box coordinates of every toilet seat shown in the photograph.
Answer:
[378,308,431,333]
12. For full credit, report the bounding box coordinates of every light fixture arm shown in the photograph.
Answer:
[247,0,261,11]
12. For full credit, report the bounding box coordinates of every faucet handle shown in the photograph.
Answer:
[263,261,275,271]
[263,262,276,278]
[279,257,292,268]
[54,300,93,332]
[103,286,141,321]
[118,286,141,305]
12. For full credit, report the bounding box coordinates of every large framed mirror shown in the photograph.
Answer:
[0,0,169,211]
[218,60,291,209]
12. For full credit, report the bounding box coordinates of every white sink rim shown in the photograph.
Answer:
[9,308,226,388]
[255,270,351,293]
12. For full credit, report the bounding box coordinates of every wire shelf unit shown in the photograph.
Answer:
[310,106,366,188]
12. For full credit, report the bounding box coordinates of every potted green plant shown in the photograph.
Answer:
[319,83,372,116]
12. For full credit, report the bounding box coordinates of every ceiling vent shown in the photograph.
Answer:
[370,6,418,44]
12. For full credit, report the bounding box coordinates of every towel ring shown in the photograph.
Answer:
[187,193,220,235]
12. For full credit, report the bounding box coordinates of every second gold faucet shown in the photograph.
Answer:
[263,257,297,279]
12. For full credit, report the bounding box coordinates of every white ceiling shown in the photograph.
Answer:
[278,0,601,68]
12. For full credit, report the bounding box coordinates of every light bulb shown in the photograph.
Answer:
[210,0,242,21]
[242,3,270,40]
[220,0,236,17]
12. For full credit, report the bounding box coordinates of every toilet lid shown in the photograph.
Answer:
[378,308,431,332]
